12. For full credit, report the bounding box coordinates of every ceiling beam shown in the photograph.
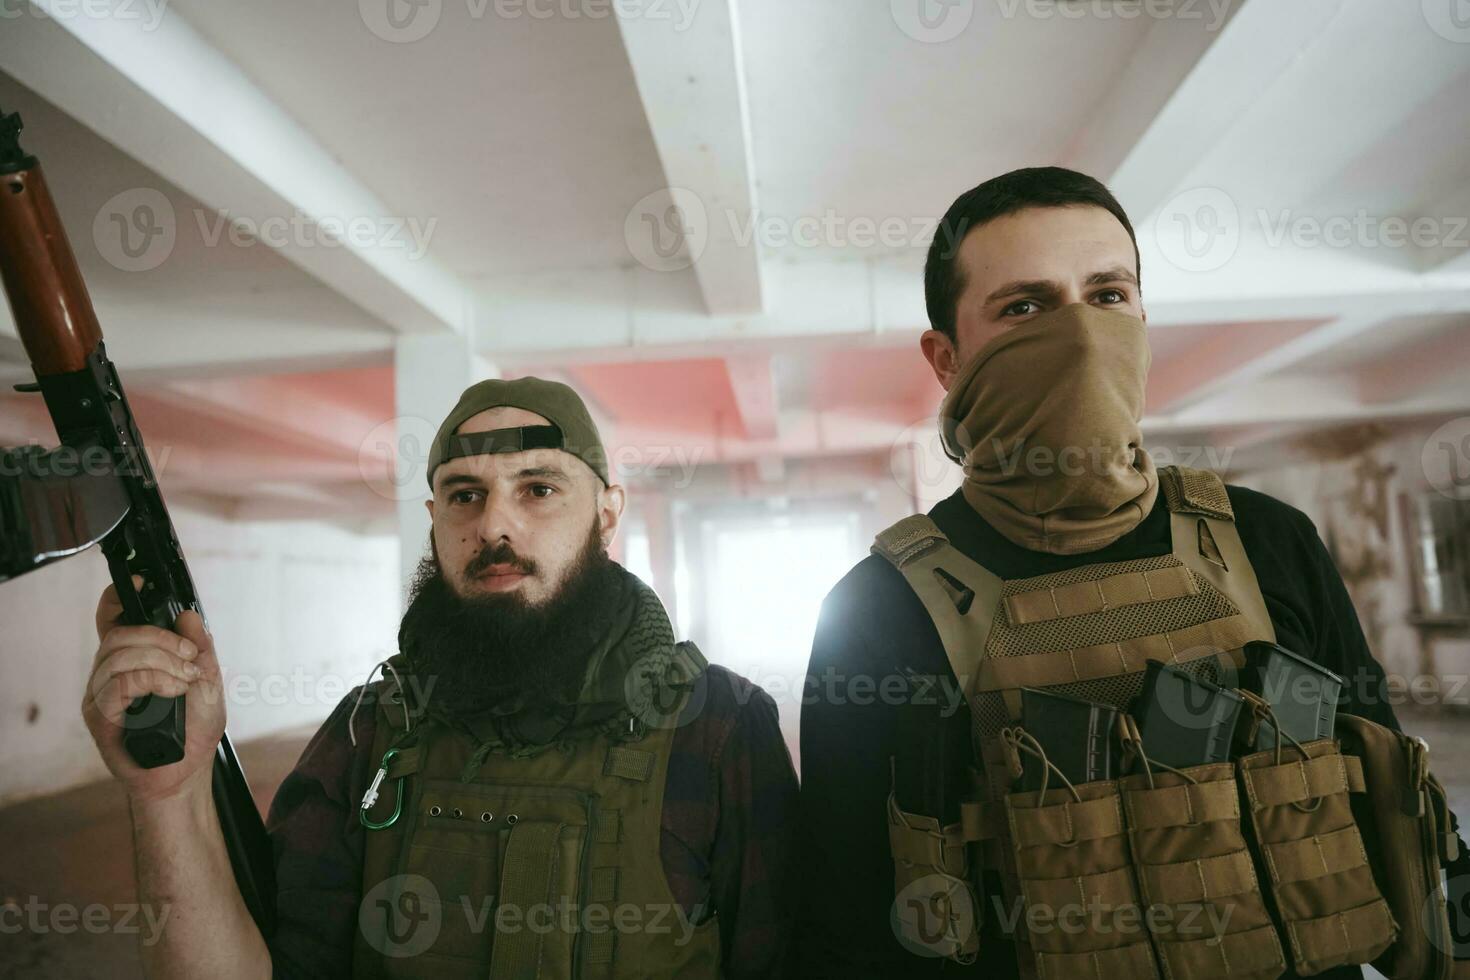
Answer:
[1148,374,1470,433]
[1356,323,1470,405]
[0,292,392,387]
[1206,422,1320,454]
[613,0,763,316]
[723,354,779,441]
[1417,185,1470,277]
[1105,0,1348,222]
[471,244,1470,360]
[1147,319,1325,412]
[0,3,467,333]
[1155,313,1388,418]
[137,377,392,465]
[1063,0,1247,183]
[155,450,369,492]
[228,481,393,523]
[0,392,367,485]
[1141,229,1470,325]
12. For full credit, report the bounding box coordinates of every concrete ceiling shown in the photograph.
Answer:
[0,0,1467,518]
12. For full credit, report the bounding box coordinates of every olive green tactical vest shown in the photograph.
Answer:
[351,646,722,979]
[875,466,1279,974]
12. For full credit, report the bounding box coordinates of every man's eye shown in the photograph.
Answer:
[1095,288,1127,305]
[1001,300,1040,317]
[450,490,482,505]
[528,484,556,499]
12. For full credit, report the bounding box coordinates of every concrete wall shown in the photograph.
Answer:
[1237,422,1470,707]
[0,499,399,806]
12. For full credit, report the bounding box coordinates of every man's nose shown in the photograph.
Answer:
[475,488,522,544]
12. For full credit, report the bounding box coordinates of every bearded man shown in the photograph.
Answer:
[82,377,799,979]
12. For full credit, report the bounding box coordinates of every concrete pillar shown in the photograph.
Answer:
[641,491,679,628]
[392,332,497,605]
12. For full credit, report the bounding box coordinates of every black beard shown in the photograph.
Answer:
[398,521,628,720]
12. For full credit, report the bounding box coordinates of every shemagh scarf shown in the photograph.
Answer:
[938,303,1159,555]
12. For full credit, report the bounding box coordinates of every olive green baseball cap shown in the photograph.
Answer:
[426,377,610,488]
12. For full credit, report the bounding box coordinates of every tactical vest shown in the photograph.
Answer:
[351,645,722,979]
[877,466,1311,977]
[874,464,1470,980]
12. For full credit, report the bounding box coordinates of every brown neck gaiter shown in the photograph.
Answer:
[938,303,1158,555]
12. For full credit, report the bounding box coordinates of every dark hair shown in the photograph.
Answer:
[923,167,1140,341]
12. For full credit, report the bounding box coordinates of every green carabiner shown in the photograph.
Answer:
[360,747,405,830]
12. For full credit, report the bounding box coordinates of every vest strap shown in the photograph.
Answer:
[385,743,422,779]
[604,746,656,782]
[489,821,566,977]
[870,516,1004,699]
[1168,509,1276,647]
[674,639,708,675]
[873,514,948,567]
[1160,465,1235,520]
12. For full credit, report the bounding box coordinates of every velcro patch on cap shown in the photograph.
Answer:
[441,425,564,464]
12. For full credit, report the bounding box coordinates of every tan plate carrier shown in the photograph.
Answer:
[874,466,1414,979]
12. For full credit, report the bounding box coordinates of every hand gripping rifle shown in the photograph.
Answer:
[0,108,276,936]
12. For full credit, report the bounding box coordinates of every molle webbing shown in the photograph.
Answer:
[604,746,656,782]
[871,466,1276,734]
[1001,564,1195,625]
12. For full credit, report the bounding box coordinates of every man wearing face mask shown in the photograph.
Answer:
[83,377,799,979]
[792,169,1440,979]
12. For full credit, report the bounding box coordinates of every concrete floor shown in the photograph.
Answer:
[0,724,316,979]
[1,710,1466,978]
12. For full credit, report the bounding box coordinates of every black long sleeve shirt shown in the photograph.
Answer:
[793,484,1405,979]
